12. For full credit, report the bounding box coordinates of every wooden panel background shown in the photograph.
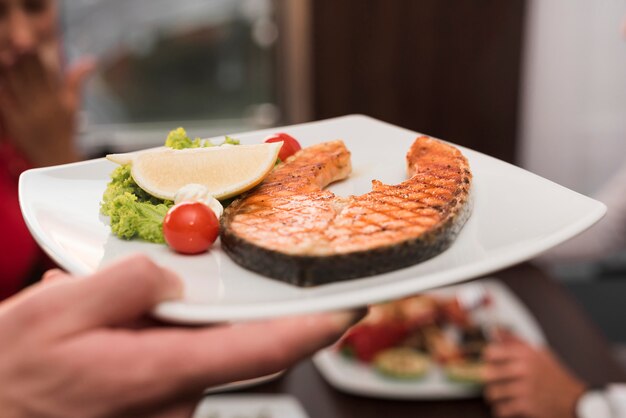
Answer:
[310,0,527,163]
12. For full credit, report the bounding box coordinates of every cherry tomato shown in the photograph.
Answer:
[163,202,219,254]
[339,322,409,362]
[264,132,302,161]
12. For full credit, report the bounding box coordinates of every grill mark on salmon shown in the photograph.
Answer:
[221,136,472,286]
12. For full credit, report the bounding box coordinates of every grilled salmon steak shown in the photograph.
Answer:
[221,136,472,286]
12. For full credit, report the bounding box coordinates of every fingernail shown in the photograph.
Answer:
[331,307,369,331]
[41,268,67,283]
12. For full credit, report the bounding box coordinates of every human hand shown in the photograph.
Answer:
[483,333,587,418]
[0,255,363,418]
[0,51,94,167]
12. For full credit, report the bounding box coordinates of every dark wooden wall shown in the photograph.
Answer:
[310,0,526,163]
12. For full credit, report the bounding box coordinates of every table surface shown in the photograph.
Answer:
[230,263,626,417]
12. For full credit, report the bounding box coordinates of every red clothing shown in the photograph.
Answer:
[0,141,42,300]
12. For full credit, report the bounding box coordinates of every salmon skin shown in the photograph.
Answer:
[221,136,472,286]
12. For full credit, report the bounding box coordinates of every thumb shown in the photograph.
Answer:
[41,268,72,283]
[67,254,183,330]
[9,255,183,339]
[64,57,96,104]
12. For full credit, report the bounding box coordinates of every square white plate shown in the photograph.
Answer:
[313,278,545,399]
[19,115,605,323]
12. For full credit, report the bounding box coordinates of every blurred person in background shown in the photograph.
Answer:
[481,16,626,418]
[533,161,626,266]
[482,111,626,418]
[483,329,626,418]
[0,0,94,299]
[481,165,626,418]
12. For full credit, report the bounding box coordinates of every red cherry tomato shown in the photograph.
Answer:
[339,322,409,362]
[163,202,219,254]
[264,132,302,161]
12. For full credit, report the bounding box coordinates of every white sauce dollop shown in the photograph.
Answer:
[174,184,224,219]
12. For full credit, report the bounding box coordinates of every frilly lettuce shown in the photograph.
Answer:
[165,127,204,149]
[106,192,171,243]
[165,127,240,149]
[101,165,173,243]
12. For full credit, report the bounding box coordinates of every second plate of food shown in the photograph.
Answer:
[313,278,545,399]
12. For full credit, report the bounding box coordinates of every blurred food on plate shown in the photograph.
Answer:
[337,290,496,383]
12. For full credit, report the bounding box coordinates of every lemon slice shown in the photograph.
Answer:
[106,142,282,200]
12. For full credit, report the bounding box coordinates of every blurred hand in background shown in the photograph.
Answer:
[0,0,94,167]
[482,331,587,418]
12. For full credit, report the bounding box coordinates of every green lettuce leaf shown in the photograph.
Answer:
[101,165,173,243]
[222,135,240,145]
[107,192,172,243]
[164,127,205,149]
[101,165,166,216]
[165,127,241,149]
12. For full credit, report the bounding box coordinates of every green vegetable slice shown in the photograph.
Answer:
[444,361,485,385]
[373,348,430,380]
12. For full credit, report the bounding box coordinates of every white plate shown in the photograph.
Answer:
[193,394,309,418]
[203,371,284,395]
[313,278,545,400]
[19,115,605,323]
